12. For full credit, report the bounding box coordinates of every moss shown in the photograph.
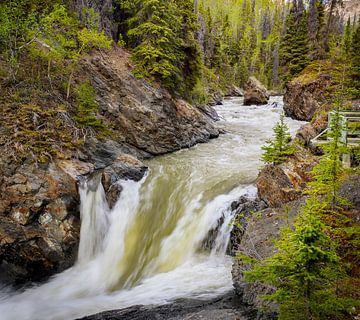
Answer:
[294,60,328,85]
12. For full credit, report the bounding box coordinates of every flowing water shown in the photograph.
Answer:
[0,97,305,320]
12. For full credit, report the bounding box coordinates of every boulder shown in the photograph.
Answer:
[295,123,318,145]
[256,146,318,207]
[243,77,269,106]
[101,154,148,208]
[226,85,244,97]
[283,73,332,121]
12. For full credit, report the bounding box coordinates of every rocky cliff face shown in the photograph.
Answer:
[283,73,332,122]
[0,46,220,284]
[81,47,219,155]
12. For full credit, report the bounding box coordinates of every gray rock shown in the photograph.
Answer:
[232,201,303,320]
[78,293,249,320]
[243,77,269,106]
[80,47,220,155]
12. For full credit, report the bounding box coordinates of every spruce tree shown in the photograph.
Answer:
[242,198,353,320]
[306,107,348,209]
[127,0,182,91]
[350,22,360,97]
[279,7,309,83]
[261,114,294,165]
[342,17,352,58]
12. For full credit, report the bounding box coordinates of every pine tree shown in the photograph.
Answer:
[74,81,104,128]
[306,107,348,209]
[242,197,353,320]
[350,22,360,97]
[342,17,352,58]
[279,6,309,83]
[261,114,294,165]
[127,0,183,91]
[173,0,203,97]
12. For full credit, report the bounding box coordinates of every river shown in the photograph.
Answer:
[0,96,305,320]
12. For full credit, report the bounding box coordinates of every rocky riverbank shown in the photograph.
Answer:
[78,293,250,320]
[0,46,220,284]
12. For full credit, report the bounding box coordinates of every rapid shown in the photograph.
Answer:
[0,97,305,320]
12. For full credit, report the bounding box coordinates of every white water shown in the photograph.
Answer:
[0,97,305,320]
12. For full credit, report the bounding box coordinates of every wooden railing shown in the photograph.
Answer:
[311,110,360,147]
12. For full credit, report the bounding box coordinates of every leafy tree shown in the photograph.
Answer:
[31,4,111,97]
[0,1,36,77]
[242,198,354,320]
[261,114,294,165]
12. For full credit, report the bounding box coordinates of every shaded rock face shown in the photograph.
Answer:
[0,159,85,283]
[231,201,302,320]
[283,74,332,121]
[81,47,220,155]
[229,196,267,256]
[243,77,269,106]
[101,154,148,209]
[256,147,318,207]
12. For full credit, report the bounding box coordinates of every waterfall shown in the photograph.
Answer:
[0,96,306,320]
[77,179,109,265]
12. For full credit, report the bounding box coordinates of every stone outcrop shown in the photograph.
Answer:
[231,201,302,320]
[81,47,220,155]
[283,73,332,121]
[256,146,318,207]
[243,77,269,106]
[0,159,84,283]
[0,46,220,284]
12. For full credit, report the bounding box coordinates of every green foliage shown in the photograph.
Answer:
[30,4,111,94]
[74,81,104,128]
[0,1,36,76]
[125,0,202,97]
[261,114,294,165]
[306,108,348,209]
[349,22,360,98]
[279,11,310,83]
[242,198,356,320]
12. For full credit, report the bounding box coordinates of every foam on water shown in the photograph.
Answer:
[0,97,306,320]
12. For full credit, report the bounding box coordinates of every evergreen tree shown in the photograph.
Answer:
[306,107,348,209]
[74,81,104,128]
[127,0,182,91]
[173,0,203,97]
[242,198,353,320]
[350,22,360,97]
[342,17,352,58]
[261,114,294,165]
[279,6,309,83]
